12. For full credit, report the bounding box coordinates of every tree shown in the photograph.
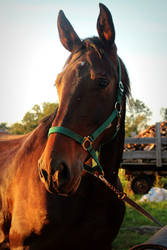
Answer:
[22,111,39,133]
[10,102,58,134]
[125,98,152,137]
[0,122,8,132]
[160,108,167,121]
[10,122,25,135]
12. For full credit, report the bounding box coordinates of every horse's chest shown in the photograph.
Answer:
[11,182,124,249]
[42,178,121,237]
[36,197,114,249]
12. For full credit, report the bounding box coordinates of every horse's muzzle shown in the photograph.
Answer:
[38,158,81,196]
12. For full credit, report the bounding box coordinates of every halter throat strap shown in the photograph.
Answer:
[48,57,124,175]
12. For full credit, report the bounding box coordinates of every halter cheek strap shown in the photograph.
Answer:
[48,57,124,175]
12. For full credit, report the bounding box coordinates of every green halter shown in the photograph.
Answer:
[48,58,124,175]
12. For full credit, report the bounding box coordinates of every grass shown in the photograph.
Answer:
[112,202,167,249]
[112,170,167,250]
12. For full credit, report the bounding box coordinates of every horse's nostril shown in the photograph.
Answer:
[59,162,69,181]
[53,162,70,188]
[40,169,48,182]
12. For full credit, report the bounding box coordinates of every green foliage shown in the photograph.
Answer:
[10,102,58,134]
[0,122,8,132]
[125,98,152,137]
[160,107,167,121]
[9,122,25,135]
[22,110,39,133]
[42,102,57,119]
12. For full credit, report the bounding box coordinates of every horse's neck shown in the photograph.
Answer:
[15,111,56,162]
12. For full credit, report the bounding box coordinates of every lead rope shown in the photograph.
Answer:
[91,171,162,227]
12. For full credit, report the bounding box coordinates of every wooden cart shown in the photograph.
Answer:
[121,123,167,194]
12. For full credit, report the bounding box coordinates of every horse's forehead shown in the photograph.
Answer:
[76,51,111,76]
[61,49,113,85]
[86,52,112,79]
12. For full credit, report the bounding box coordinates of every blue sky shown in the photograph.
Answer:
[0,0,167,124]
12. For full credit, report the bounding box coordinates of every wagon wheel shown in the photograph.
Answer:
[131,175,153,194]
[130,243,167,250]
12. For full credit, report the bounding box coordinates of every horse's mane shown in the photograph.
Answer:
[39,109,58,125]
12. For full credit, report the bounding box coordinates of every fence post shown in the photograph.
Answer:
[155,123,162,167]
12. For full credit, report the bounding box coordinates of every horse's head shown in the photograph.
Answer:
[38,4,129,196]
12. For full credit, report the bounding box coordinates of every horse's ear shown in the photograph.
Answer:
[57,10,82,52]
[97,3,115,48]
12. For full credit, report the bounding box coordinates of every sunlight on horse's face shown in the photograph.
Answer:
[55,47,117,133]
[38,4,121,196]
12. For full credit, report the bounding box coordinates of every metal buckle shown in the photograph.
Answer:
[119,81,124,93]
[82,136,92,151]
[115,101,121,112]
[117,192,127,200]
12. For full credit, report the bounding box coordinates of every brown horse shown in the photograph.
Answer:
[0,4,130,250]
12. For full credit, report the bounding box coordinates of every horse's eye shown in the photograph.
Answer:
[97,78,109,89]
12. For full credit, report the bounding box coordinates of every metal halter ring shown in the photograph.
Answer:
[82,136,93,151]
[115,101,121,113]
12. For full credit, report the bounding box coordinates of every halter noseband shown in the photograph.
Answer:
[48,57,124,175]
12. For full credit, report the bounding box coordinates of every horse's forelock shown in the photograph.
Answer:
[83,38,104,59]
[63,37,103,67]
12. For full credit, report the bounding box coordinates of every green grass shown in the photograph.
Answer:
[112,202,167,249]
[112,170,167,249]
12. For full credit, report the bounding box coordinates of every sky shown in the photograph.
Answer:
[0,0,167,125]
